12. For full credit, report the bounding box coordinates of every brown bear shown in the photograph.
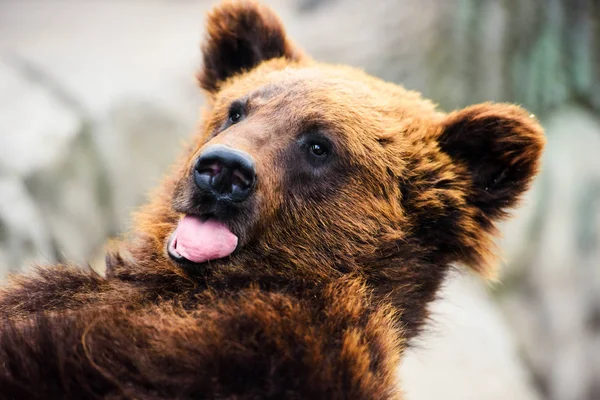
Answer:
[0,1,544,399]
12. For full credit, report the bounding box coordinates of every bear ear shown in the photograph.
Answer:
[198,0,304,93]
[438,103,545,222]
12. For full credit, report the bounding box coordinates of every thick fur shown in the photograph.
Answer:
[0,1,545,399]
[0,278,401,399]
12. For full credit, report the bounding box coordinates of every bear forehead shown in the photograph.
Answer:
[215,61,440,122]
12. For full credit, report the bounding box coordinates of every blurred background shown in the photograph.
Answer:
[0,1,598,399]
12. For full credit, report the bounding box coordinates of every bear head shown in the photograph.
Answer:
[124,0,544,338]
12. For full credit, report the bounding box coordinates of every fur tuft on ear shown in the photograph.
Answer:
[198,0,304,93]
[439,103,545,220]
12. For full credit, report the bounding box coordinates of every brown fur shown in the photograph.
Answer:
[1,278,401,399]
[0,1,545,398]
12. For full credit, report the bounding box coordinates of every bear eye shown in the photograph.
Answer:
[227,102,245,125]
[309,143,327,157]
[299,133,333,165]
[229,110,242,123]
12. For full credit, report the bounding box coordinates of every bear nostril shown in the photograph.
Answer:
[194,145,256,203]
[232,170,252,191]
[197,163,221,177]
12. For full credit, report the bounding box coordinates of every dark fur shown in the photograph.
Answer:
[0,1,545,399]
[0,278,400,399]
[198,1,303,93]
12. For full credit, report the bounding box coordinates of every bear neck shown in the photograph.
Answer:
[112,232,450,341]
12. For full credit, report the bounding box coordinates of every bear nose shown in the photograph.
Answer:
[194,145,256,203]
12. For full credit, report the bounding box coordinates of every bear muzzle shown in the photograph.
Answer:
[167,145,259,267]
[194,144,257,204]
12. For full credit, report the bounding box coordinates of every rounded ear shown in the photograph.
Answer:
[198,0,305,93]
[439,103,545,220]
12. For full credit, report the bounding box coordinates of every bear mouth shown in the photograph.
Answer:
[167,214,239,266]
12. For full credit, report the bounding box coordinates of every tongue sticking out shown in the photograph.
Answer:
[170,215,238,264]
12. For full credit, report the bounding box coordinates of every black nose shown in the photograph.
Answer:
[194,145,256,202]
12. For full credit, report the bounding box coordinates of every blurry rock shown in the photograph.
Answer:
[0,176,55,274]
[0,61,80,176]
[93,100,191,231]
[24,127,114,268]
[0,59,113,275]
[400,273,541,400]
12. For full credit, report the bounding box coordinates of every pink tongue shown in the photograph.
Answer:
[172,215,238,263]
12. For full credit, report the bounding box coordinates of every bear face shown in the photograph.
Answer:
[171,63,435,275]
[123,0,543,337]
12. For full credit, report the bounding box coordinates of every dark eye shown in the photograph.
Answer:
[309,143,328,157]
[227,103,245,125]
[229,110,243,124]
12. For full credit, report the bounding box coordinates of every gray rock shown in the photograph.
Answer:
[93,100,192,230]
[0,59,88,276]
[0,61,80,177]
[0,176,55,276]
